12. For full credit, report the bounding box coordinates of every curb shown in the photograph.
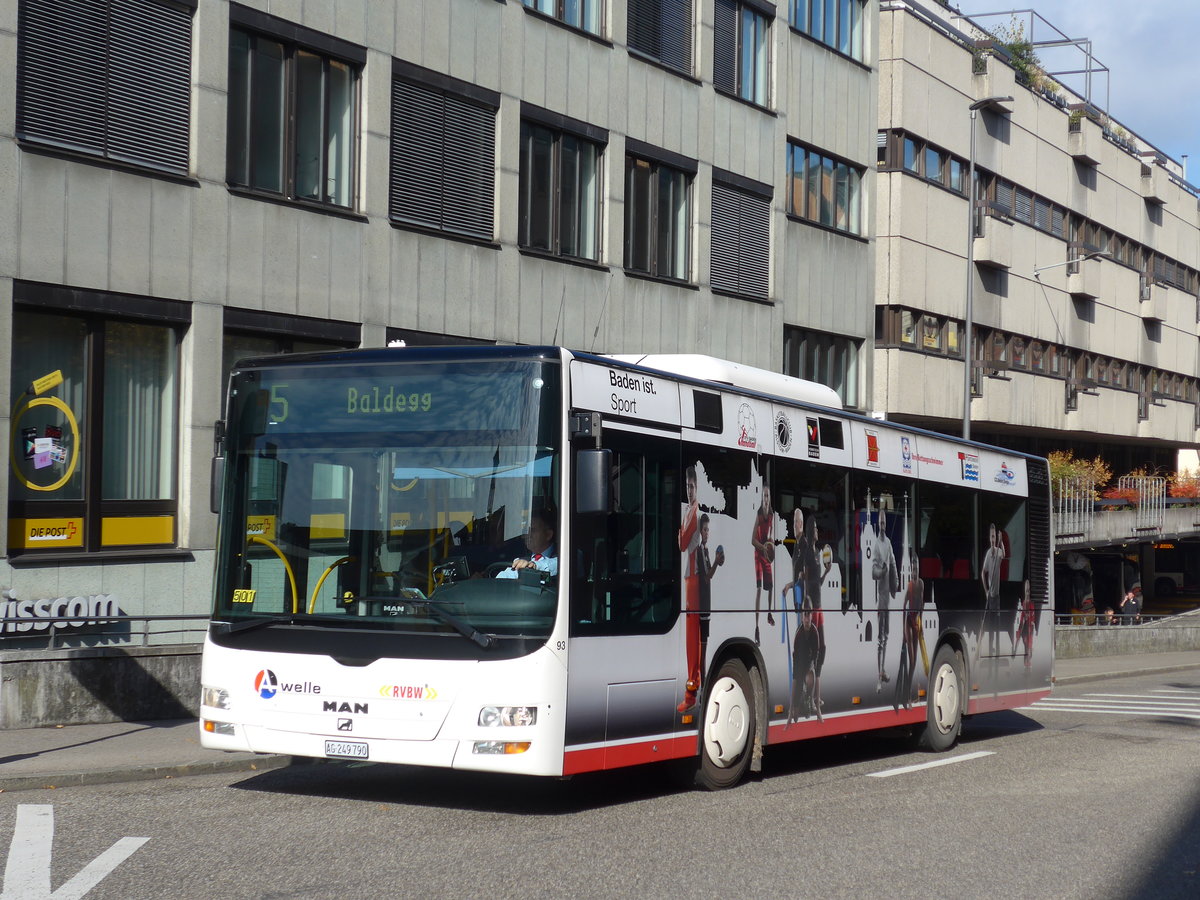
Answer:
[0,753,298,794]
[1053,661,1200,686]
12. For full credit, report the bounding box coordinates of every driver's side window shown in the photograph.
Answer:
[571,431,679,634]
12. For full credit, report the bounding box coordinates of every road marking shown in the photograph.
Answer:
[1031,690,1200,720]
[1033,704,1200,720]
[867,750,994,778]
[1089,696,1200,705]
[1,805,148,900]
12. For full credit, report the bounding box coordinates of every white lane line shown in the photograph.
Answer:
[2,805,51,898]
[1089,696,1200,705]
[1037,698,1200,708]
[1032,705,1200,720]
[868,751,994,779]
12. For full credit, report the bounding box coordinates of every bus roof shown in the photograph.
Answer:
[605,354,843,409]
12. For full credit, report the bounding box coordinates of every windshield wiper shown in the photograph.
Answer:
[213,616,290,636]
[418,600,494,649]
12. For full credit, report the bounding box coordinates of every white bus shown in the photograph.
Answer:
[200,346,1052,789]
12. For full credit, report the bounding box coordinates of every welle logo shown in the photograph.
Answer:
[254,669,322,699]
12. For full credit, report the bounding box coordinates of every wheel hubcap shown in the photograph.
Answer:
[930,662,960,734]
[703,675,750,767]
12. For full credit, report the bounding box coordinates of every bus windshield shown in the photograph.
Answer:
[213,357,561,646]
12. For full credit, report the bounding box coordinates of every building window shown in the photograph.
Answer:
[226,10,363,208]
[921,315,942,351]
[710,173,771,301]
[792,0,865,61]
[948,158,964,192]
[627,0,693,74]
[519,111,605,262]
[624,148,693,281]
[1030,342,1046,373]
[1010,336,1027,370]
[924,146,943,182]
[221,309,361,413]
[784,326,861,408]
[714,0,770,106]
[522,0,602,35]
[390,62,498,240]
[17,0,194,175]
[787,143,864,236]
[9,285,187,555]
[946,320,961,357]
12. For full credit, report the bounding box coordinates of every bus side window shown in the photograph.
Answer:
[571,436,679,634]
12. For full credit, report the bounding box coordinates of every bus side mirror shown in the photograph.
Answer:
[575,449,611,515]
[210,456,224,515]
[210,419,226,515]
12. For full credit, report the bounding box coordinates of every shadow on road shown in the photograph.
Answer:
[225,710,1043,814]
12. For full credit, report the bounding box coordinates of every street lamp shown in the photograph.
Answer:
[963,95,1013,441]
[1032,250,1112,278]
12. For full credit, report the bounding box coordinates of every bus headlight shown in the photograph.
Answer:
[202,685,231,710]
[478,706,537,727]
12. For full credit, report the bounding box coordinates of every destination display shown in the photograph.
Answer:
[230,362,557,435]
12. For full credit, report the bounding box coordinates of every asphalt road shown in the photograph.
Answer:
[2,669,1197,899]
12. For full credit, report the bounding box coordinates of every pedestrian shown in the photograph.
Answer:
[1120,585,1140,625]
[1127,584,1142,625]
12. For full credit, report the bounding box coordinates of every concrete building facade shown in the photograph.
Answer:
[875,0,1200,474]
[0,0,879,663]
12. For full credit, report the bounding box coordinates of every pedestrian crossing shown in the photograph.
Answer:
[1030,687,1200,720]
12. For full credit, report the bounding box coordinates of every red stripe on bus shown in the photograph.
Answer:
[563,735,698,775]
[967,688,1050,716]
[564,688,1051,775]
[766,706,927,743]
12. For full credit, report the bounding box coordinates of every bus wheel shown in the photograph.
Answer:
[917,645,963,752]
[696,658,756,790]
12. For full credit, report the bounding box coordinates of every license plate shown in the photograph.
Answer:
[325,739,369,760]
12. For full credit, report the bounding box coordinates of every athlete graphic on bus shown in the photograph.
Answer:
[1013,577,1036,667]
[750,478,775,646]
[679,465,725,712]
[894,550,928,711]
[978,522,1006,661]
[782,507,831,723]
[869,505,898,692]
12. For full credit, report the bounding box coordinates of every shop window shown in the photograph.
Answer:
[9,286,188,554]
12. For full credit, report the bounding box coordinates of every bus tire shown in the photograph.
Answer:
[917,644,963,752]
[695,657,756,790]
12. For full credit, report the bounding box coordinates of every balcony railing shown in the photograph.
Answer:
[1054,475,1195,548]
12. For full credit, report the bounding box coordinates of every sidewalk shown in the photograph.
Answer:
[0,720,297,794]
[3,651,1199,794]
